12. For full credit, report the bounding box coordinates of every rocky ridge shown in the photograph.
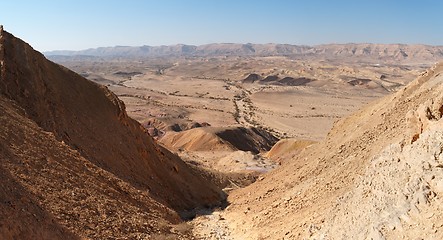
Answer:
[45,43,443,63]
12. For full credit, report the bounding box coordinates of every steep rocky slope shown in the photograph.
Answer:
[0,28,225,239]
[224,63,443,239]
[0,96,182,239]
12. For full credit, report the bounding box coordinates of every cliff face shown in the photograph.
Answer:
[0,28,224,239]
[226,63,443,239]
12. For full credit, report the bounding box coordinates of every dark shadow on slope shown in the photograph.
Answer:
[0,151,80,240]
[216,127,278,154]
[243,73,262,83]
[276,77,314,86]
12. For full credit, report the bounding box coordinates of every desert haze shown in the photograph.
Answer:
[45,42,443,62]
[2,25,443,240]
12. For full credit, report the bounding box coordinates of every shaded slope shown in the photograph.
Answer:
[0,28,224,213]
[0,96,186,239]
[0,154,79,240]
[215,127,278,154]
[242,73,262,83]
[225,63,443,239]
[243,74,314,86]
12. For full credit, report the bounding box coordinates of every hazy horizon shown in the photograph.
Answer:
[43,41,443,54]
[2,0,442,52]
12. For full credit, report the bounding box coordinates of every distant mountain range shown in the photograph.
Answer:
[45,43,443,62]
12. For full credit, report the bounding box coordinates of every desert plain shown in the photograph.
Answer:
[49,50,429,175]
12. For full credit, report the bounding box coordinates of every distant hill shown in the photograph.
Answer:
[45,43,443,63]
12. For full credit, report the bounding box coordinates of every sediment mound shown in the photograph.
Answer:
[243,73,262,83]
[276,77,313,86]
[265,138,315,163]
[261,75,279,83]
[160,127,235,152]
[160,126,278,154]
[113,71,142,78]
[226,62,443,239]
[215,127,278,154]
[244,74,314,86]
[0,28,224,239]
[347,78,372,86]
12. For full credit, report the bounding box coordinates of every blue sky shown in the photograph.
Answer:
[2,0,442,51]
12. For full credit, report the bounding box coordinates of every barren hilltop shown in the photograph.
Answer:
[46,43,443,63]
[2,26,443,240]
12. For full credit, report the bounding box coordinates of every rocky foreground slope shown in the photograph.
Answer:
[0,28,226,239]
[222,62,443,239]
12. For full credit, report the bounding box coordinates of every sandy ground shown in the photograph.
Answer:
[51,56,427,176]
[57,56,425,141]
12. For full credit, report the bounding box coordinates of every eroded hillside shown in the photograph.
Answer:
[0,28,226,239]
[200,63,443,239]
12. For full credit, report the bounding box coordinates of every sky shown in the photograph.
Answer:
[1,0,442,52]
